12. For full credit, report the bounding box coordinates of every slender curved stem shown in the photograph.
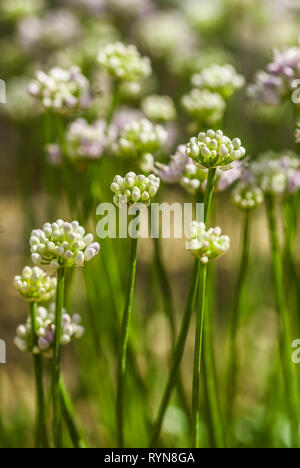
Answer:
[226,211,251,440]
[59,378,86,448]
[150,168,217,447]
[192,264,207,447]
[266,196,300,448]
[30,302,48,448]
[53,267,65,448]
[116,236,138,448]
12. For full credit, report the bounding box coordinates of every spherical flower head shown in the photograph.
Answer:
[111,172,160,207]
[13,266,57,303]
[28,66,90,114]
[98,42,152,82]
[186,129,246,170]
[252,151,300,197]
[66,118,115,164]
[14,304,84,357]
[232,182,264,211]
[155,145,207,195]
[182,89,225,125]
[248,71,285,106]
[30,220,100,272]
[142,95,176,122]
[112,118,168,163]
[192,64,245,99]
[187,221,230,264]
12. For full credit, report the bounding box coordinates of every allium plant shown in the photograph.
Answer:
[186,129,246,169]
[182,89,226,125]
[13,266,57,303]
[28,66,90,114]
[112,119,168,172]
[98,42,152,82]
[111,172,159,448]
[30,219,99,447]
[187,222,230,264]
[191,64,245,99]
[14,304,84,357]
[141,95,177,123]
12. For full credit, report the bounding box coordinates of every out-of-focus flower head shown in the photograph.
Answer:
[215,161,243,192]
[187,222,230,264]
[186,129,246,170]
[112,107,144,131]
[248,44,300,106]
[182,89,226,125]
[46,144,62,167]
[17,9,80,52]
[142,95,177,122]
[0,0,45,22]
[111,172,160,207]
[137,11,196,59]
[232,180,264,211]
[155,145,207,195]
[13,267,56,303]
[182,0,226,34]
[28,66,90,114]
[108,0,153,17]
[191,64,245,99]
[251,151,300,196]
[65,118,116,164]
[112,119,168,172]
[14,304,84,357]
[98,42,152,82]
[30,220,100,273]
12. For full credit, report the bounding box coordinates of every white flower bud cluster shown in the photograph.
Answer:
[98,42,152,82]
[232,183,264,211]
[112,119,168,168]
[30,220,100,272]
[66,118,116,163]
[14,304,84,357]
[187,222,230,264]
[0,0,45,22]
[186,129,246,170]
[13,266,56,303]
[111,172,160,207]
[182,89,225,125]
[191,64,245,99]
[142,95,177,122]
[28,66,90,114]
[251,151,300,196]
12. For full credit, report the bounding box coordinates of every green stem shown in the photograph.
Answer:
[266,196,300,448]
[226,211,251,439]
[53,267,65,448]
[30,302,48,449]
[192,264,207,447]
[150,168,217,447]
[59,378,86,449]
[116,236,138,448]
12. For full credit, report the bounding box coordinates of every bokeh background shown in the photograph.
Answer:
[0,0,300,448]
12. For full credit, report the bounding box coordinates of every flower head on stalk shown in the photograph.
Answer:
[65,118,116,164]
[252,151,300,197]
[97,42,151,82]
[111,172,160,207]
[182,89,226,125]
[30,220,100,273]
[186,129,246,170]
[232,181,264,211]
[187,221,230,264]
[191,64,245,99]
[14,304,84,357]
[112,118,168,172]
[28,66,90,114]
[13,266,56,303]
[142,95,176,123]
